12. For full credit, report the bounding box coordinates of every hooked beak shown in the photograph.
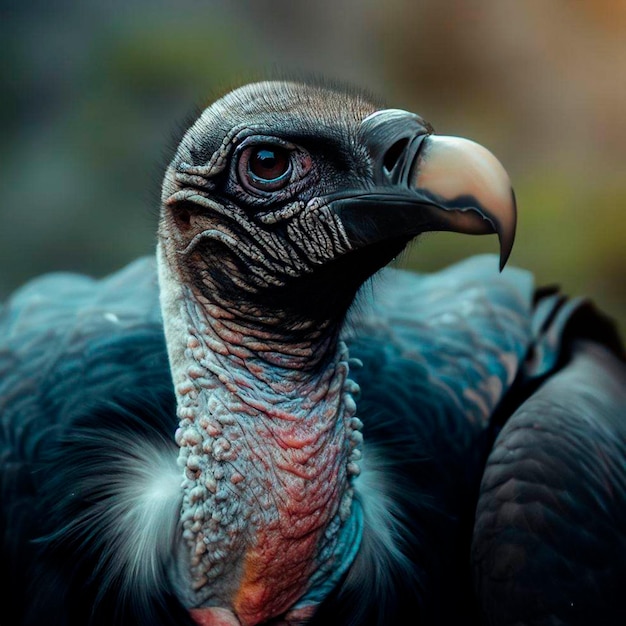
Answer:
[331,109,517,270]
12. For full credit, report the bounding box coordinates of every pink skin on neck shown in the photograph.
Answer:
[167,287,361,625]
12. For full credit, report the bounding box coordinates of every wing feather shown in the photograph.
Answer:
[472,342,626,626]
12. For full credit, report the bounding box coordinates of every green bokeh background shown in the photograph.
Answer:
[1,1,624,332]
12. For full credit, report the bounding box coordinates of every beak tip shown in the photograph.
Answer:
[499,250,509,272]
[498,188,517,271]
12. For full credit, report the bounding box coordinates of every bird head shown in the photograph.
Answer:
[158,80,515,333]
[155,80,516,626]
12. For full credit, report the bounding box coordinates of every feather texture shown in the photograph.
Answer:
[3,254,621,624]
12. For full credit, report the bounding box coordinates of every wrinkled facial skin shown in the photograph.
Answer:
[160,79,516,333]
[158,81,418,328]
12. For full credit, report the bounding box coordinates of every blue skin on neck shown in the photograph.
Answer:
[291,498,364,612]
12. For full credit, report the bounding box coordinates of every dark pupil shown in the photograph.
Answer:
[250,148,288,181]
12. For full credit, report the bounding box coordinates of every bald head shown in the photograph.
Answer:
[158,80,515,327]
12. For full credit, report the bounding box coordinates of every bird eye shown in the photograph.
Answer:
[249,148,290,181]
[238,145,293,192]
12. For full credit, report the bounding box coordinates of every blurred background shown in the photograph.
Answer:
[1,0,624,331]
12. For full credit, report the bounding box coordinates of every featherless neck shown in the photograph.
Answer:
[175,287,357,420]
[158,254,363,624]
[186,287,341,374]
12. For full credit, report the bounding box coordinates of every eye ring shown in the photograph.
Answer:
[238,144,293,192]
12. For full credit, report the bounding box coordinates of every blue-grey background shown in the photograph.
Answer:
[2,0,624,331]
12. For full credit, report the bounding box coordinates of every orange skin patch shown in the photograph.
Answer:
[232,526,320,624]
[189,503,331,626]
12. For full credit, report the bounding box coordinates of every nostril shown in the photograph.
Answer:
[383,138,409,173]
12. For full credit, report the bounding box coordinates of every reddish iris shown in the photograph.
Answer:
[248,147,290,182]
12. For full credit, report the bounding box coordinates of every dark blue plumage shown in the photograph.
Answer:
[2,254,623,625]
[0,259,183,625]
